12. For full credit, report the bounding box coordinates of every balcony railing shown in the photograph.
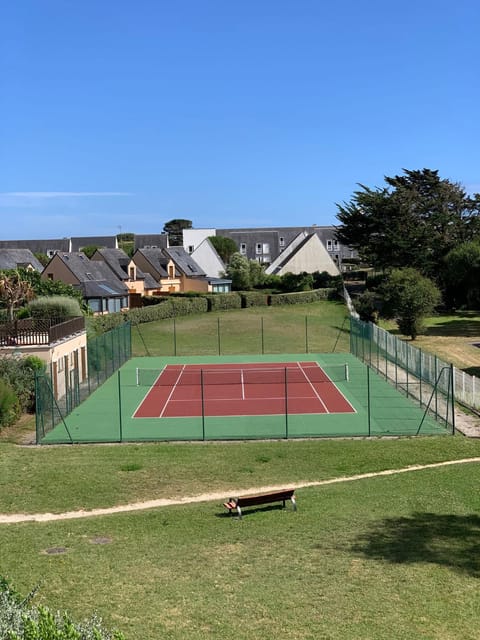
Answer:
[0,316,85,346]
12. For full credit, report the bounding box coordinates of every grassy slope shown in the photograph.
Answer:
[2,456,480,639]
[382,311,480,377]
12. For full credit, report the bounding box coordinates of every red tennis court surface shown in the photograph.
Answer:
[134,362,355,418]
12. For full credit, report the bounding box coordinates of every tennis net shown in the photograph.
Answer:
[134,364,349,387]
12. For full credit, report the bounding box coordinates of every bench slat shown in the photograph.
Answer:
[223,489,296,518]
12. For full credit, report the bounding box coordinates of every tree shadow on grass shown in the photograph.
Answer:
[351,513,480,577]
[423,317,480,338]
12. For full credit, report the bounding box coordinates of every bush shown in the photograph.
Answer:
[28,296,82,319]
[0,356,40,414]
[0,379,21,428]
[0,577,125,639]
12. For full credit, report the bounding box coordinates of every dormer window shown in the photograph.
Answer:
[129,266,135,279]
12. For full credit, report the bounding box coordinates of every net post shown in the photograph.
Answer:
[135,367,139,386]
[217,317,221,355]
[345,363,349,382]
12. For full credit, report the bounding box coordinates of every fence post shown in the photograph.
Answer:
[118,370,123,443]
[261,316,264,354]
[201,369,206,441]
[450,363,456,435]
[173,317,177,356]
[305,316,308,353]
[284,367,289,439]
[367,365,371,436]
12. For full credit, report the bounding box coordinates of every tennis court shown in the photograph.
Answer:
[134,362,355,418]
[38,353,450,443]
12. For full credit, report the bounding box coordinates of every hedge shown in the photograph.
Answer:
[240,291,269,308]
[269,288,334,305]
[204,292,242,311]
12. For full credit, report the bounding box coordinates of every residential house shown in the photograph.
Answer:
[133,247,210,293]
[0,316,87,401]
[91,247,161,306]
[265,232,340,276]
[133,233,169,251]
[183,228,216,255]
[70,236,118,252]
[216,225,357,270]
[41,252,129,314]
[0,238,70,259]
[0,248,44,272]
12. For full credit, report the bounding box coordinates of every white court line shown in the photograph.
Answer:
[160,365,186,418]
[132,365,168,417]
[310,362,356,414]
[241,369,245,400]
[297,362,329,413]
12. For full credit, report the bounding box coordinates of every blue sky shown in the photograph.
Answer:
[1,1,479,240]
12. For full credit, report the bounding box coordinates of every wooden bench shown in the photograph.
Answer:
[223,488,297,519]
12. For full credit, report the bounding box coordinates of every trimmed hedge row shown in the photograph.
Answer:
[241,291,269,307]
[269,288,335,305]
[88,288,336,335]
[205,292,242,311]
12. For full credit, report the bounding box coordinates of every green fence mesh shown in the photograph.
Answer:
[35,322,132,443]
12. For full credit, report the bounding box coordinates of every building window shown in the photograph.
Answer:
[333,240,339,250]
[168,265,174,278]
[256,243,262,254]
[47,250,55,258]
[279,237,285,247]
[240,243,247,255]
[327,240,333,251]
[47,273,54,280]
[187,245,194,254]
[129,266,135,279]
[262,243,270,254]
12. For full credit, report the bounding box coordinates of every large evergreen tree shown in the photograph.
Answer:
[163,219,192,246]
[336,169,480,277]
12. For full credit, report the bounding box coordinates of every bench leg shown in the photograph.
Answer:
[236,505,242,519]
[291,496,297,511]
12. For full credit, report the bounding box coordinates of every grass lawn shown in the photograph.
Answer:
[1,437,480,639]
[131,301,351,357]
[382,311,480,377]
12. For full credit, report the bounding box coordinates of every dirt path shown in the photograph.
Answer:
[1,457,479,525]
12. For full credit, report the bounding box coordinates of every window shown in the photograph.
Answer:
[47,250,55,258]
[327,240,333,251]
[262,243,270,254]
[129,266,135,279]
[187,245,194,254]
[47,273,54,280]
[168,265,175,278]
[256,243,262,254]
[240,243,247,255]
[279,237,285,247]
[333,240,339,250]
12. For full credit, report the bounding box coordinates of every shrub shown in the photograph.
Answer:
[0,577,125,639]
[0,379,21,428]
[29,296,82,319]
[0,356,39,413]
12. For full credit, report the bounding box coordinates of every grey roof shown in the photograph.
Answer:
[0,249,44,272]
[92,248,134,279]
[164,246,206,277]
[134,234,169,251]
[55,252,128,297]
[0,239,70,253]
[134,248,170,277]
[70,236,117,251]
[217,225,356,262]
[143,273,160,290]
